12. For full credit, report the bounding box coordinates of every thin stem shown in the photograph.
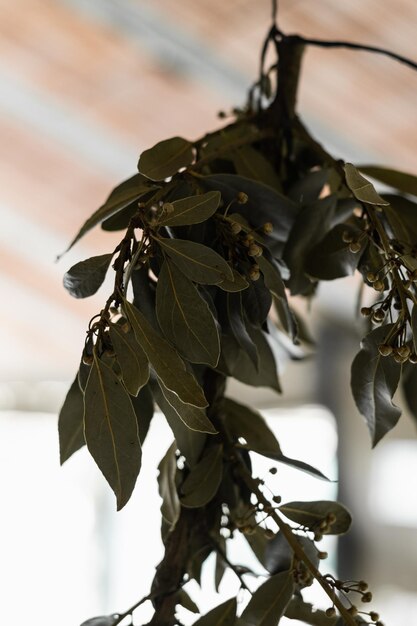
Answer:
[113,592,151,625]
[232,453,357,626]
[277,32,417,73]
[211,539,252,592]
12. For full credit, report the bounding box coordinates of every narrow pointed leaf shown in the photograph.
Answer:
[181,444,223,508]
[159,191,221,227]
[231,145,282,189]
[305,223,364,280]
[63,254,112,299]
[138,136,194,181]
[192,598,236,626]
[59,374,85,464]
[344,163,389,206]
[177,590,199,614]
[226,292,258,368]
[156,260,220,366]
[157,237,233,284]
[158,378,216,434]
[64,174,152,252]
[359,165,417,198]
[279,500,352,535]
[240,570,294,626]
[84,353,141,510]
[351,325,402,445]
[124,299,207,408]
[131,384,154,444]
[109,323,149,396]
[153,381,207,465]
[223,399,328,480]
[158,442,181,529]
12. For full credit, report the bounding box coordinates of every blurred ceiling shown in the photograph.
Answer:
[2,0,417,382]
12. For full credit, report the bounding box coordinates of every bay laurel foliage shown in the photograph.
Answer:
[58,21,417,626]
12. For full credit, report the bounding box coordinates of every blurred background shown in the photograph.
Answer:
[1,0,417,624]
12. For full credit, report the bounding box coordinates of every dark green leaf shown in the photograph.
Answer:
[58,374,85,464]
[156,260,220,366]
[158,442,181,529]
[153,381,207,466]
[158,377,216,434]
[265,533,319,575]
[124,299,208,408]
[84,352,141,510]
[177,590,199,614]
[214,536,227,591]
[241,276,272,325]
[131,384,154,444]
[240,570,294,626]
[305,223,364,280]
[192,597,236,626]
[80,616,119,626]
[382,194,417,245]
[344,163,389,206]
[226,292,258,368]
[217,268,249,292]
[64,174,152,252]
[288,168,328,205]
[159,191,221,227]
[131,266,158,328]
[222,399,328,480]
[138,136,194,181]
[257,255,296,338]
[157,237,234,284]
[351,325,402,446]
[63,254,112,299]
[359,165,417,198]
[222,327,281,392]
[202,174,298,243]
[109,323,149,396]
[231,145,282,190]
[283,195,337,295]
[181,444,223,507]
[279,500,352,535]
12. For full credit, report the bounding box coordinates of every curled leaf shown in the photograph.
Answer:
[63,254,113,299]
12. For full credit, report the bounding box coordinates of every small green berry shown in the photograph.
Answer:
[349,241,362,253]
[325,607,336,617]
[237,191,248,204]
[263,222,273,234]
[373,280,385,292]
[378,344,393,357]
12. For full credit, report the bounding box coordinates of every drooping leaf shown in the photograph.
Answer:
[202,174,298,244]
[226,292,258,368]
[257,255,295,338]
[241,275,272,326]
[109,323,149,396]
[305,223,365,280]
[382,194,417,245]
[156,260,220,366]
[63,254,113,299]
[80,616,119,626]
[359,165,417,198]
[181,444,223,508]
[283,195,337,295]
[156,237,234,284]
[177,590,200,614]
[124,299,207,408]
[158,378,217,434]
[84,352,141,510]
[344,163,389,206]
[131,384,154,444]
[58,374,85,464]
[153,381,207,466]
[192,597,236,626]
[222,399,328,480]
[131,266,158,328]
[279,500,352,535]
[351,325,402,446]
[64,174,152,252]
[214,536,227,592]
[138,136,194,181]
[239,570,294,626]
[222,327,281,392]
[159,191,221,227]
[158,442,181,530]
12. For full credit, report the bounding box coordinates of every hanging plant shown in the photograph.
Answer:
[59,4,417,625]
